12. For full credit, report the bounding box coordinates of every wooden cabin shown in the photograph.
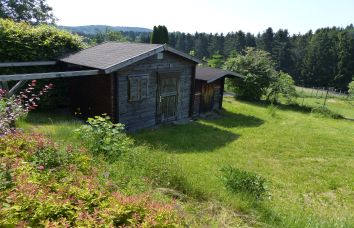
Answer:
[193,66,243,115]
[0,42,201,131]
[0,42,244,131]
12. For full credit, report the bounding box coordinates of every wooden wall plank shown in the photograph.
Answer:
[0,61,56,68]
[0,70,100,81]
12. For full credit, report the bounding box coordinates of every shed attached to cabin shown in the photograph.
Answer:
[60,42,201,131]
[193,66,243,115]
[0,42,201,131]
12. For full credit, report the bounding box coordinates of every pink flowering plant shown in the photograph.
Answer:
[0,80,53,135]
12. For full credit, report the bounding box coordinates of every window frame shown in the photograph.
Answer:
[128,74,149,102]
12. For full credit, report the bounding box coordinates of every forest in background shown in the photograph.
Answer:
[1,0,353,91]
[81,25,354,91]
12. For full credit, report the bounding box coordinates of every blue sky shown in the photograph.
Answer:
[48,0,354,34]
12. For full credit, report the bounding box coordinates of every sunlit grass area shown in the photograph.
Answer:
[133,97,354,226]
[18,97,354,227]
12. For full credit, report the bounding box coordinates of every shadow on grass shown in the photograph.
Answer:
[204,110,265,128]
[226,97,313,114]
[132,121,239,153]
[23,111,82,125]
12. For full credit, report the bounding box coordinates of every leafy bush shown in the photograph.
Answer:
[0,19,84,64]
[0,163,13,190]
[267,71,297,103]
[220,165,268,200]
[0,132,183,226]
[311,107,343,119]
[74,115,133,161]
[224,47,278,100]
[348,78,354,97]
[31,141,73,170]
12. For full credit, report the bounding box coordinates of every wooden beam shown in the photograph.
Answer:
[0,70,101,81]
[0,61,57,68]
[8,80,27,96]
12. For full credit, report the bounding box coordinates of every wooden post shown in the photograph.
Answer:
[0,81,9,90]
[323,90,329,108]
[310,87,314,97]
[8,80,28,97]
[315,88,319,98]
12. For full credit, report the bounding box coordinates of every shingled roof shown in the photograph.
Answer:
[60,42,201,74]
[196,66,244,83]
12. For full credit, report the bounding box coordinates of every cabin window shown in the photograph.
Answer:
[128,75,149,101]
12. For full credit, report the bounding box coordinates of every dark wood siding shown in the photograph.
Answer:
[196,78,224,114]
[68,74,114,120]
[116,52,195,131]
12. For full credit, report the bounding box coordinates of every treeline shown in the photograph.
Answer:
[164,26,354,90]
[108,25,354,90]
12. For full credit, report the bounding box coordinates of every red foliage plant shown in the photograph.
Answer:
[0,80,53,135]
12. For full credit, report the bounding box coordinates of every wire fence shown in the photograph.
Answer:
[295,86,354,119]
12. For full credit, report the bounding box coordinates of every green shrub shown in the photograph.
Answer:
[0,164,13,190]
[74,115,133,161]
[348,78,354,97]
[0,132,183,227]
[0,19,84,63]
[220,165,267,199]
[224,47,277,101]
[31,142,73,170]
[311,107,343,119]
[267,72,297,103]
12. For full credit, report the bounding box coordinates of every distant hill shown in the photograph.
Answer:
[58,25,152,34]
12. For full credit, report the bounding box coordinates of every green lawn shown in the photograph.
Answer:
[18,98,354,227]
[295,86,354,119]
[133,97,354,227]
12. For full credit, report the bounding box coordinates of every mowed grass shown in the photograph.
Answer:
[295,86,354,119]
[17,112,83,144]
[133,97,354,227]
[18,98,354,227]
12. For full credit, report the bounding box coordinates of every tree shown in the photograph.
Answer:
[301,28,338,87]
[224,47,277,100]
[267,72,296,103]
[272,29,292,73]
[0,0,55,24]
[207,52,224,68]
[348,78,354,97]
[150,26,158,44]
[150,25,168,44]
[258,27,274,53]
[335,29,354,90]
[95,27,127,43]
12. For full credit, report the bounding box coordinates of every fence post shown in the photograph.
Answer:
[315,88,319,98]
[301,87,305,105]
[323,90,329,108]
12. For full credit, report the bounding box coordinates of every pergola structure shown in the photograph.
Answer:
[0,61,101,96]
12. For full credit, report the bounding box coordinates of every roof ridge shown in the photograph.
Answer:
[61,41,163,60]
[104,45,165,73]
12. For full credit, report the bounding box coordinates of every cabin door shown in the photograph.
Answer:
[157,74,178,123]
[201,84,215,112]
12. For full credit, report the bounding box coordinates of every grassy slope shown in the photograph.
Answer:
[133,97,354,227]
[295,86,354,119]
[18,98,354,227]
